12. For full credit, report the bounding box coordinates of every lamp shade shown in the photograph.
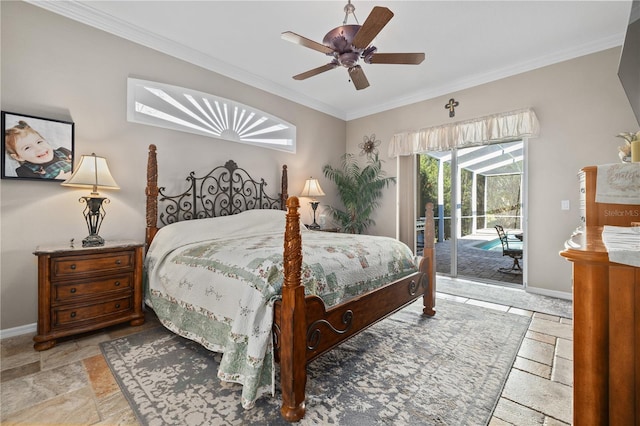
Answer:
[299,178,325,198]
[61,153,119,194]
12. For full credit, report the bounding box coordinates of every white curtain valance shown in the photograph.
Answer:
[388,107,540,158]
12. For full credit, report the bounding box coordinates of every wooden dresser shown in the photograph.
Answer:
[33,240,145,351]
[561,164,639,425]
[561,228,639,425]
[579,165,640,226]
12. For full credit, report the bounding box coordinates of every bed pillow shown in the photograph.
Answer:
[150,208,307,254]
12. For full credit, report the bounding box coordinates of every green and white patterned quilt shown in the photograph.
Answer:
[145,209,417,408]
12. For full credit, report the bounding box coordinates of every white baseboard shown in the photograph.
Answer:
[526,286,573,301]
[0,323,36,340]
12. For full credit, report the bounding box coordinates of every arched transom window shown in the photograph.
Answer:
[127,78,296,153]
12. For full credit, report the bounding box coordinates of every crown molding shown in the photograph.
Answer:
[26,1,625,123]
[25,0,347,120]
[346,33,624,121]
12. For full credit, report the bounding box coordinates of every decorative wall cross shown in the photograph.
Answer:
[445,98,459,118]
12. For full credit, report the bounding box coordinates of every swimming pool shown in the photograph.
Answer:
[472,238,522,251]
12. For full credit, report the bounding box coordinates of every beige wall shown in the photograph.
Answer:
[0,2,345,330]
[2,2,638,332]
[346,47,638,296]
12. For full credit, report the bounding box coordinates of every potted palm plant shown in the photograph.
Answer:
[322,153,395,234]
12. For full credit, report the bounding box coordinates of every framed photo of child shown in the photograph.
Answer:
[1,111,75,182]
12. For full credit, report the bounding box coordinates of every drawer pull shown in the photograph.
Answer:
[70,264,77,270]
[70,288,77,294]
[115,260,122,265]
[70,312,76,318]
[114,281,121,287]
[115,304,121,309]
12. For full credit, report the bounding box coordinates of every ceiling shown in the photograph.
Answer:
[29,1,633,121]
[428,141,523,176]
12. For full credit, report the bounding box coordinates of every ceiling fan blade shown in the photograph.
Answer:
[281,31,334,55]
[352,6,394,49]
[368,52,426,65]
[348,65,370,90]
[293,63,338,80]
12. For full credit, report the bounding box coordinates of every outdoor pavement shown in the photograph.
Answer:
[434,237,523,286]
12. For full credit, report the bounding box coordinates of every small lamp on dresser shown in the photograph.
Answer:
[61,153,119,247]
[299,177,325,229]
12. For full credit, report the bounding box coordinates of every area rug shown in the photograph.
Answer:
[437,276,573,318]
[100,299,530,425]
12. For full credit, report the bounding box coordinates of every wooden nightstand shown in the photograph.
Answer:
[33,240,145,351]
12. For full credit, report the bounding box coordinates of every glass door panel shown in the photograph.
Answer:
[419,140,524,286]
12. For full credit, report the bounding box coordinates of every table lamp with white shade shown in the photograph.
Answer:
[299,177,325,229]
[61,153,119,247]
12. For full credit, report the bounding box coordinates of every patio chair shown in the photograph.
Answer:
[495,225,523,273]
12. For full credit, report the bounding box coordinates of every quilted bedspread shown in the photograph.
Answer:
[144,209,417,408]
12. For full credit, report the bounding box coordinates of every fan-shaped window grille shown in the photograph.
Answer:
[127,78,296,153]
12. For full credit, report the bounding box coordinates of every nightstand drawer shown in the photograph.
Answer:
[52,252,134,279]
[53,296,132,326]
[53,274,133,302]
[34,241,145,351]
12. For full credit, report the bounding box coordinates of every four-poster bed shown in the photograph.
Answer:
[143,144,436,422]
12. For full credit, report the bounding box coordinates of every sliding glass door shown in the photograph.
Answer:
[417,140,525,286]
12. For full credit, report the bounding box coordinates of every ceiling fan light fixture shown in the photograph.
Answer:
[281,2,425,90]
[323,25,360,51]
[339,52,360,67]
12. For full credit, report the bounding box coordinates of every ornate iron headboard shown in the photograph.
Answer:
[145,144,288,247]
[158,159,285,225]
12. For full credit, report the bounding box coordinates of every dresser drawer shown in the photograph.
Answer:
[53,274,133,303]
[34,241,145,351]
[52,251,134,279]
[53,296,132,327]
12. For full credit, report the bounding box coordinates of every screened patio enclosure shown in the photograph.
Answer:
[418,140,524,243]
[416,140,524,285]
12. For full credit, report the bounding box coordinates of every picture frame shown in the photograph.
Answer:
[1,111,75,182]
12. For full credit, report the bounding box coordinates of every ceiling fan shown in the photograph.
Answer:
[282,1,425,90]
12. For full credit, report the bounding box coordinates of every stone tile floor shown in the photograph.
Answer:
[1,285,572,425]
[439,293,573,425]
[435,237,524,286]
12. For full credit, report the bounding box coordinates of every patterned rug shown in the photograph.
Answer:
[100,299,530,425]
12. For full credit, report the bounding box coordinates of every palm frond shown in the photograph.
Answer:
[323,153,396,234]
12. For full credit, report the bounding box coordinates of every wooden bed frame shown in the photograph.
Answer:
[144,144,436,422]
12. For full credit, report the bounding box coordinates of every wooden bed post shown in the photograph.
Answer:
[280,196,307,422]
[423,202,436,316]
[145,144,159,250]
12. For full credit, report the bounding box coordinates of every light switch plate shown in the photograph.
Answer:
[561,200,570,210]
